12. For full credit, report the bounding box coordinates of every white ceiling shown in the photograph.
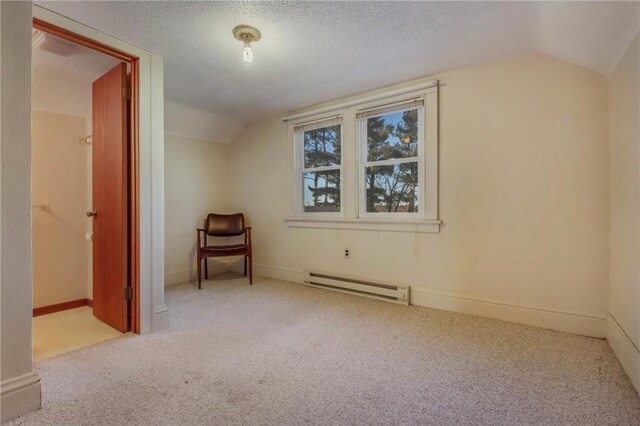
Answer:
[37,1,640,126]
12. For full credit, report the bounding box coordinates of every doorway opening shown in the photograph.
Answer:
[31,19,140,361]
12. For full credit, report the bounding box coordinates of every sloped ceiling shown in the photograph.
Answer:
[165,101,245,144]
[37,1,640,131]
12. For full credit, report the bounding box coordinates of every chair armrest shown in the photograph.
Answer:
[244,227,252,250]
[196,228,207,250]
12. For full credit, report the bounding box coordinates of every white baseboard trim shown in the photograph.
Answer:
[1,371,41,423]
[411,287,606,338]
[165,261,234,286]
[255,264,306,284]
[152,304,169,331]
[607,315,640,393]
[254,264,607,338]
[165,270,192,286]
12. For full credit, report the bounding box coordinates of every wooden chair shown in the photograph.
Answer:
[196,213,252,289]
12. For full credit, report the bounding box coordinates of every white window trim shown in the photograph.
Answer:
[284,216,441,233]
[286,82,440,232]
[423,87,439,221]
[293,118,344,218]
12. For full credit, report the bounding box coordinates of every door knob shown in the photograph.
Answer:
[87,211,97,218]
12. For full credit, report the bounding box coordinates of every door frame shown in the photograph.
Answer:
[32,18,141,333]
[33,4,166,335]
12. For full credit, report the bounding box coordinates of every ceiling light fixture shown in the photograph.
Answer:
[233,25,261,63]
[32,29,79,57]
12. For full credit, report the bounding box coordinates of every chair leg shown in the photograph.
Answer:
[204,257,208,280]
[249,254,253,285]
[197,256,202,289]
[244,255,247,276]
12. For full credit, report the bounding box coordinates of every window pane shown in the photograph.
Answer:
[304,125,341,168]
[366,109,418,162]
[303,170,341,212]
[365,163,418,213]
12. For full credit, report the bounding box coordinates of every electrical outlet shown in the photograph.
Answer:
[344,248,350,259]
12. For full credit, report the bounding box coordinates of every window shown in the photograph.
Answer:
[294,117,343,215]
[287,82,439,233]
[357,100,423,217]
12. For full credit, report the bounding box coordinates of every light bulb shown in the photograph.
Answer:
[243,41,253,63]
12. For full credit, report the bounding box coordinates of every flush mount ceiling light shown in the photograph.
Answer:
[233,25,261,63]
[32,29,79,57]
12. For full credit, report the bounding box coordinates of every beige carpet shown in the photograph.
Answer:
[11,274,640,425]
[33,306,123,362]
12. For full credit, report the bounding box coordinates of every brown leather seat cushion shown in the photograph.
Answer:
[201,244,248,256]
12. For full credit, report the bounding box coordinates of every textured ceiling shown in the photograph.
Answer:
[37,1,640,125]
[31,31,241,143]
[32,32,121,118]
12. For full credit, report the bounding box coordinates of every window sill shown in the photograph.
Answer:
[284,217,441,233]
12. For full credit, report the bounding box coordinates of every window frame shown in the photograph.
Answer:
[293,117,344,218]
[286,82,440,233]
[356,102,426,219]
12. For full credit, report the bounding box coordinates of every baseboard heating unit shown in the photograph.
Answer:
[304,272,410,305]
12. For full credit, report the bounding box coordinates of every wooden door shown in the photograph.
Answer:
[91,63,130,332]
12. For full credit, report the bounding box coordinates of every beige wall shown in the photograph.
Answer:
[164,134,233,284]
[608,31,640,391]
[1,1,42,421]
[228,53,610,336]
[31,110,88,308]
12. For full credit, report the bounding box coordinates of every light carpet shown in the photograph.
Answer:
[10,274,640,425]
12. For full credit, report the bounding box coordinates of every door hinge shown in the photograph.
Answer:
[123,85,131,100]
[124,287,132,300]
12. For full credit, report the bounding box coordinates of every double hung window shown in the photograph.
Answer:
[357,99,424,217]
[289,83,439,232]
[294,117,343,215]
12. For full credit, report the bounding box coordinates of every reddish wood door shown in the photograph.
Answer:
[92,63,130,332]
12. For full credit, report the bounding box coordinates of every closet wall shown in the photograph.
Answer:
[32,110,89,308]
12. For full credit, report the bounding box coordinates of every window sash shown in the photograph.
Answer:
[300,167,342,214]
[362,162,420,216]
[298,119,342,169]
[295,119,344,217]
[301,164,342,173]
[357,104,425,218]
[364,157,418,168]
[360,107,421,164]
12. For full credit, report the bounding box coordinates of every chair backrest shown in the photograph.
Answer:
[205,213,245,237]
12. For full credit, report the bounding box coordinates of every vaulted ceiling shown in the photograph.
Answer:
[37,1,640,127]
